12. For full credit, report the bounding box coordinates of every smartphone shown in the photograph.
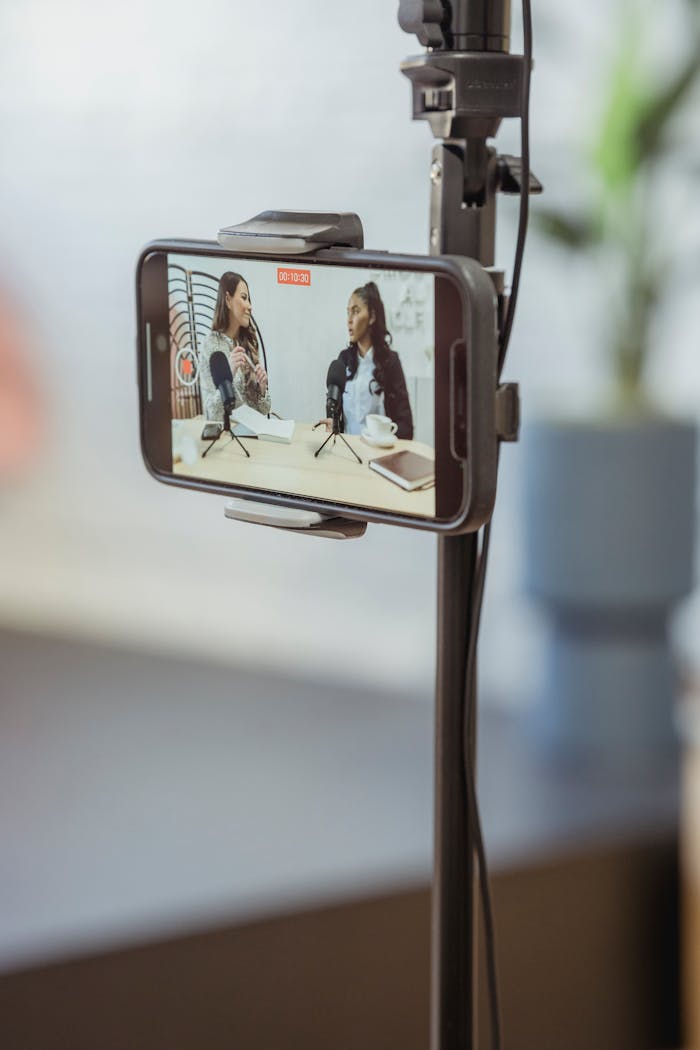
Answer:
[137,240,499,533]
[201,422,222,441]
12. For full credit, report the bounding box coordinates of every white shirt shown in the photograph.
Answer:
[342,347,385,435]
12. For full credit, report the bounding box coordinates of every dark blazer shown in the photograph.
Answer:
[335,344,414,440]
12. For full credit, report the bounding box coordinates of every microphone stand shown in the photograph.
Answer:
[202,404,251,459]
[312,410,363,465]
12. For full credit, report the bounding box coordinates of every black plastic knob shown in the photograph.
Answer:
[398,0,449,49]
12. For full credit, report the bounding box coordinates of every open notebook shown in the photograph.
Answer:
[231,405,295,444]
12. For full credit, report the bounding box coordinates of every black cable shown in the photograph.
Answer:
[464,2,533,1047]
[461,520,500,1047]
[498,0,533,376]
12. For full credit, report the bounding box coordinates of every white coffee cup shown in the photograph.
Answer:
[365,414,398,439]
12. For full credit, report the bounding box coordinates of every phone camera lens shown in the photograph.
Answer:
[156,334,168,353]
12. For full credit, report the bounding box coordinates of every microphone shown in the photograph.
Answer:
[312,358,362,464]
[326,359,346,423]
[209,350,236,411]
[202,350,250,460]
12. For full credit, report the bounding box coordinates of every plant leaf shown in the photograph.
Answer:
[592,16,651,194]
[532,207,600,249]
[635,49,700,162]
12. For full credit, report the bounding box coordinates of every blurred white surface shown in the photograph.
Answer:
[0,0,698,699]
[1,629,678,972]
[0,631,434,970]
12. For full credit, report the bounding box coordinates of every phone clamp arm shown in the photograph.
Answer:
[223,499,366,539]
[218,210,364,256]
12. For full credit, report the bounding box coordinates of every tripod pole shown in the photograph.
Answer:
[434,533,478,1049]
[398,1,522,1044]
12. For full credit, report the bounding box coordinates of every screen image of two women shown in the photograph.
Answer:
[199,272,414,440]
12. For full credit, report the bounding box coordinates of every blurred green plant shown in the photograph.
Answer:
[537,0,700,411]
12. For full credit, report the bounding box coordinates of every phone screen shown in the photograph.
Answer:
[140,248,466,523]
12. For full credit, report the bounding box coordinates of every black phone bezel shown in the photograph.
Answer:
[137,239,498,534]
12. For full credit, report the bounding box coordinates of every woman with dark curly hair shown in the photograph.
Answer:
[328,281,413,440]
[199,271,270,422]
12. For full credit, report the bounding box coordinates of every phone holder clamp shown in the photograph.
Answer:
[218,210,364,256]
[216,210,367,539]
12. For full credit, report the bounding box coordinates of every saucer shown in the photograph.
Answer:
[361,428,396,449]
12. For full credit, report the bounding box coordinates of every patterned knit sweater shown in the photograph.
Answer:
[199,331,271,422]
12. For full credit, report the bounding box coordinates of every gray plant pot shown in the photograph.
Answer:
[522,417,697,763]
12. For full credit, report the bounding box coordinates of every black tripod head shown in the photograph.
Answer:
[398,0,540,263]
[398,0,511,53]
[398,0,523,144]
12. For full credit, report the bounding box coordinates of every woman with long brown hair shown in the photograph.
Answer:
[199,272,271,421]
[328,281,413,439]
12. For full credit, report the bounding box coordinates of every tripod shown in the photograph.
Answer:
[312,415,363,465]
[202,406,251,459]
[399,1,536,1047]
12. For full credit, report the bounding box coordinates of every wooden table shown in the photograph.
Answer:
[173,418,436,518]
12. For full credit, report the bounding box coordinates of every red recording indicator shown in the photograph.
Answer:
[277,267,311,286]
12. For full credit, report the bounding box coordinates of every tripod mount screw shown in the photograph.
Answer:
[430,160,443,185]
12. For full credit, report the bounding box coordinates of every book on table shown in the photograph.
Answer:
[368,450,435,491]
[231,405,295,444]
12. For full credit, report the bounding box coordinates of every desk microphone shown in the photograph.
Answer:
[202,350,250,459]
[209,350,236,409]
[326,359,347,424]
[313,358,361,464]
